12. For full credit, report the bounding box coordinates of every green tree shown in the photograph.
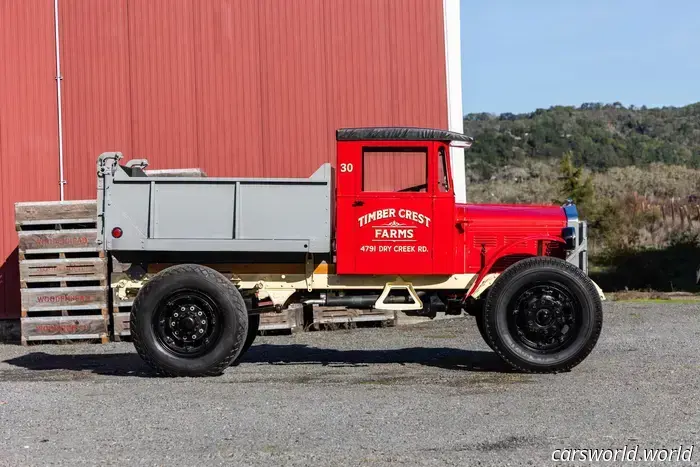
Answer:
[557,151,594,214]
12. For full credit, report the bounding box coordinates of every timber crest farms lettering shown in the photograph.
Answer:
[358,208,431,240]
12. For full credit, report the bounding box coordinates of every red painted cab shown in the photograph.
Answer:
[334,127,571,278]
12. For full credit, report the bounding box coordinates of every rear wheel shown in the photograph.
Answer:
[130,264,248,376]
[231,314,260,366]
[482,257,603,373]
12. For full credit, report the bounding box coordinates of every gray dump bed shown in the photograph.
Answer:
[97,153,333,254]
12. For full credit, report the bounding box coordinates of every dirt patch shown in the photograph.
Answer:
[609,290,700,301]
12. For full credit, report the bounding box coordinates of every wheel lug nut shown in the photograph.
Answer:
[174,312,179,318]
[180,306,186,311]
[198,311,203,316]
[192,334,197,339]
[201,320,206,325]
[190,306,195,311]
[198,329,204,334]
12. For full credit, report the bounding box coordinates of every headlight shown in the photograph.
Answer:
[562,226,577,250]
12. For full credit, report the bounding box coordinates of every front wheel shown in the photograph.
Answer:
[482,257,603,373]
[130,264,248,377]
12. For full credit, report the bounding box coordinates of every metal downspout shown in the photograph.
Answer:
[54,0,65,201]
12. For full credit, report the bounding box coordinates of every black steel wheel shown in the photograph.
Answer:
[483,257,603,373]
[507,282,580,353]
[130,264,248,377]
[153,290,223,358]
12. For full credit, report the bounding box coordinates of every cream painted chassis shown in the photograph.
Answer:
[112,257,605,313]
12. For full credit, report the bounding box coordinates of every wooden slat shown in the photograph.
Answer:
[112,311,131,338]
[18,229,99,253]
[15,200,97,225]
[259,307,303,332]
[21,286,107,312]
[20,257,107,283]
[21,315,108,342]
[312,308,396,325]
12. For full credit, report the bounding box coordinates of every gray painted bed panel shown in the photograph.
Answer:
[97,153,333,254]
[153,183,236,239]
[237,184,329,243]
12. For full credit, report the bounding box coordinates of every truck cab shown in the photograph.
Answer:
[335,128,463,275]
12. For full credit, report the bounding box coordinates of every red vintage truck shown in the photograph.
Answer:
[97,127,604,377]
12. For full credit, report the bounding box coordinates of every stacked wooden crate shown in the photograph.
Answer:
[15,200,109,345]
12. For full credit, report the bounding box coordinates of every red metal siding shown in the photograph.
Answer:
[0,0,448,317]
[0,0,59,318]
[192,1,265,177]
[58,0,447,190]
[59,0,133,199]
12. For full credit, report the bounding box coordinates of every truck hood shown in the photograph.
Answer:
[456,203,568,229]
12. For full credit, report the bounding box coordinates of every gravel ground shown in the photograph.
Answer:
[0,302,699,466]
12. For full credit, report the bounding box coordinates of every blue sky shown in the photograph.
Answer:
[460,0,700,114]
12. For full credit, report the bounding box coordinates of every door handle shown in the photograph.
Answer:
[352,200,365,207]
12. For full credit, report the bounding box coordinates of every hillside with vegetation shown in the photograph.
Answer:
[464,102,700,178]
[463,102,700,292]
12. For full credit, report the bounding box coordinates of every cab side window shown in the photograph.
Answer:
[362,147,428,193]
[437,147,449,193]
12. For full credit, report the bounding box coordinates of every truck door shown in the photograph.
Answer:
[347,143,435,275]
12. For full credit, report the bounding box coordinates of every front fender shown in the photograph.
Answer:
[466,235,566,297]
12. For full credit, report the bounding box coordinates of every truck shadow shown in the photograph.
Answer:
[242,344,514,373]
[2,344,514,378]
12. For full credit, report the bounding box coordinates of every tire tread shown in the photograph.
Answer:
[130,264,247,377]
[482,257,603,373]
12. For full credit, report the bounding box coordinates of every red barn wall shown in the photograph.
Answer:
[0,0,450,318]
[0,0,60,319]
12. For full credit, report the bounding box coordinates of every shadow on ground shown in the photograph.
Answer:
[2,344,512,378]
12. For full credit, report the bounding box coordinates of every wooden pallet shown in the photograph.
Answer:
[311,307,396,329]
[112,311,132,341]
[15,200,97,228]
[20,257,107,287]
[21,316,109,345]
[21,286,108,317]
[259,306,304,333]
[111,290,134,341]
[18,229,100,257]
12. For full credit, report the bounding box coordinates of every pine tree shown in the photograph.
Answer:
[557,151,594,212]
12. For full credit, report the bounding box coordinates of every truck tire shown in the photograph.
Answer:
[130,264,248,377]
[231,314,260,366]
[482,257,602,373]
[474,310,495,351]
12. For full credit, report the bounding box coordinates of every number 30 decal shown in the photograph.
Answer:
[340,163,353,173]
